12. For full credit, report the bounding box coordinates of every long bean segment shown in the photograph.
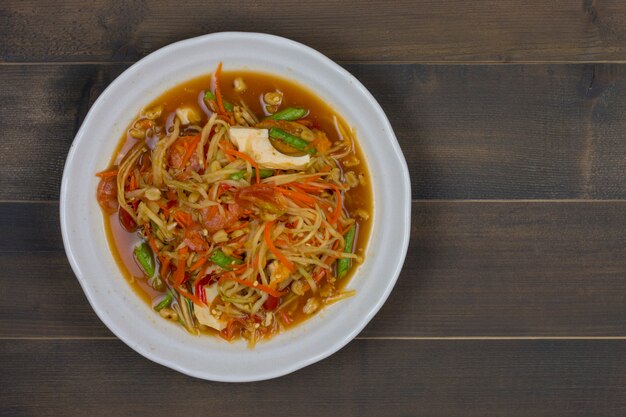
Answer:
[337,225,356,279]
[154,292,173,311]
[267,107,308,121]
[134,242,155,277]
[269,128,316,155]
[210,250,244,270]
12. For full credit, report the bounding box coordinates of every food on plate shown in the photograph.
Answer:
[96,63,372,346]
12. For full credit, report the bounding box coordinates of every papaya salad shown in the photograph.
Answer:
[96,63,372,346]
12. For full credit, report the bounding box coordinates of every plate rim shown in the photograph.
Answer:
[60,31,411,382]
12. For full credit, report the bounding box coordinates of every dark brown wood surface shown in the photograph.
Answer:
[3,1,626,416]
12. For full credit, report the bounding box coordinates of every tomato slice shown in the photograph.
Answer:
[236,183,287,213]
[200,203,244,233]
[118,207,138,232]
[263,295,279,311]
[96,176,118,214]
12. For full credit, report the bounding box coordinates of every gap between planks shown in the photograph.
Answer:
[6,199,626,205]
[2,336,626,341]
[3,60,626,66]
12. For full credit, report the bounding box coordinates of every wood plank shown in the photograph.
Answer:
[0,64,126,201]
[4,201,626,337]
[2,1,626,63]
[0,202,60,252]
[2,339,625,416]
[5,63,626,200]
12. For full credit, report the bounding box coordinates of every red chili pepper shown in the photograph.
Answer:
[263,295,279,311]
[194,274,217,303]
[118,207,137,232]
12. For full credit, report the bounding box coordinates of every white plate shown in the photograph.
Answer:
[60,32,411,382]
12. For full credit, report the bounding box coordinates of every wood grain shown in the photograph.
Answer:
[2,339,626,417]
[5,63,626,200]
[4,201,626,338]
[4,1,626,414]
[2,1,626,63]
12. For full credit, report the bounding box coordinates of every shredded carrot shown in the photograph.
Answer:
[180,134,202,167]
[300,174,326,183]
[223,148,261,183]
[173,248,188,286]
[232,263,248,275]
[264,221,295,272]
[189,254,208,272]
[148,235,159,254]
[177,286,204,306]
[224,273,286,298]
[214,62,227,115]
[288,181,325,193]
[160,256,170,279]
[95,168,118,178]
[218,140,236,162]
[277,188,315,207]
[173,211,192,228]
[225,221,249,234]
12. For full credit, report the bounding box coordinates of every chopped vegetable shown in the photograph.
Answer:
[230,127,311,170]
[269,128,316,155]
[265,221,295,272]
[210,249,244,270]
[134,242,155,277]
[337,225,356,279]
[267,107,308,121]
[175,106,201,125]
[223,148,261,183]
[119,207,138,232]
[154,292,173,311]
[96,62,372,346]
[229,168,274,180]
[263,295,279,310]
[148,274,165,291]
[204,90,234,111]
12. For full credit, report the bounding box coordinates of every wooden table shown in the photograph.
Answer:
[3,1,626,415]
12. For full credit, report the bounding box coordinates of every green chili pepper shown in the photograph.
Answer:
[269,127,316,155]
[154,292,173,311]
[210,250,244,270]
[267,107,308,121]
[203,90,234,111]
[134,242,155,278]
[337,225,357,279]
[229,168,275,180]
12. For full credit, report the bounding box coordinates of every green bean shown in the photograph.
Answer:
[269,128,316,155]
[229,168,275,180]
[134,242,155,278]
[337,225,357,279]
[210,250,244,270]
[203,90,234,111]
[154,292,173,311]
[267,107,308,121]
